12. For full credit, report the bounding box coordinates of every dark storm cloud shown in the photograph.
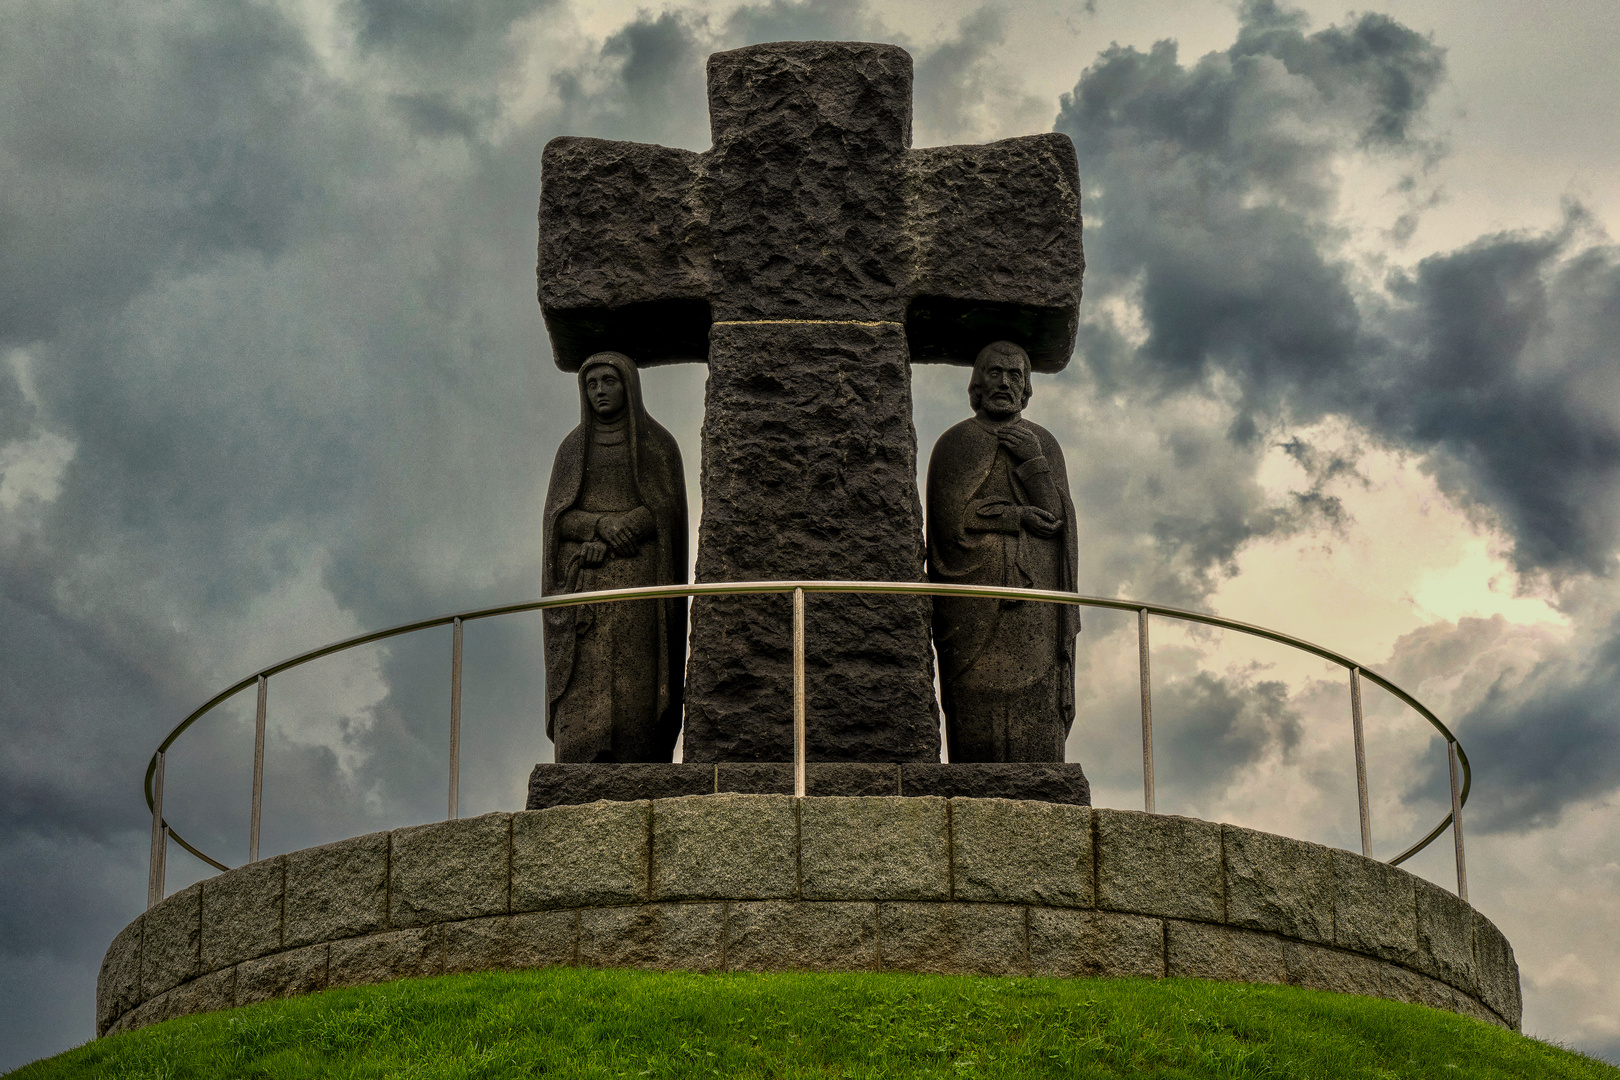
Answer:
[1371,224,1620,576]
[1056,0,1620,580]
[1230,1,1445,148]
[1048,0,1620,838]
[0,0,611,1058]
[1055,0,1442,409]
[1158,669,1304,799]
[912,6,1044,144]
[354,0,554,60]
[0,0,318,346]
[724,0,877,45]
[1391,615,1620,835]
[0,365,30,446]
[391,91,493,140]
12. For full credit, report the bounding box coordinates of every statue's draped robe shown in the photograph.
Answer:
[543,355,687,762]
[927,416,1080,762]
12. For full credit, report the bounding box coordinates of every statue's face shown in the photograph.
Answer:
[973,356,1027,419]
[584,365,627,419]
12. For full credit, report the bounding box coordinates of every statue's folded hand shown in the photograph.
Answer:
[1022,506,1062,537]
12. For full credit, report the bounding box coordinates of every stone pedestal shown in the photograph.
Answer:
[100,801,1520,1038]
[525,762,1092,809]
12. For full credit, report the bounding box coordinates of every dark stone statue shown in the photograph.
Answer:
[543,352,687,762]
[927,341,1081,762]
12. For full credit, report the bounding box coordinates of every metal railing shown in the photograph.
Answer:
[144,581,1471,909]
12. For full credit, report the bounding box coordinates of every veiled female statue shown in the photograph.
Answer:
[542,352,688,762]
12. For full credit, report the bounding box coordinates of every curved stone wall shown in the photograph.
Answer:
[98,796,1521,1036]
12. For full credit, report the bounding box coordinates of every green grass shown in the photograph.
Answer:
[11,968,1617,1079]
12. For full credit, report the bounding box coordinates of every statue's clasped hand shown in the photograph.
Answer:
[580,540,608,567]
[597,513,640,556]
[996,423,1042,463]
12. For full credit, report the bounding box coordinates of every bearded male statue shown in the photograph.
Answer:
[542,351,688,762]
[926,340,1081,762]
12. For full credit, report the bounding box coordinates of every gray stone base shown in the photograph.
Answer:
[102,901,1509,1039]
[526,762,1092,809]
[101,799,1519,1038]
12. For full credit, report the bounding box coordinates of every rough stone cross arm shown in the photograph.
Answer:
[536,52,1083,369]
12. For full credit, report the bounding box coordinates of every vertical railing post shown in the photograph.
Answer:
[449,617,463,819]
[1138,608,1155,814]
[1350,667,1372,858]
[793,587,806,798]
[1448,740,1469,903]
[147,751,167,909]
[249,674,267,863]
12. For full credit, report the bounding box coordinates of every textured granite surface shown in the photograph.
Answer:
[103,801,1518,1037]
[527,762,1091,808]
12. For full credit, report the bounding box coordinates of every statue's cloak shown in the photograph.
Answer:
[542,353,687,752]
[926,416,1080,742]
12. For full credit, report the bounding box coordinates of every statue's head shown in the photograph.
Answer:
[968,340,1032,419]
[581,352,632,421]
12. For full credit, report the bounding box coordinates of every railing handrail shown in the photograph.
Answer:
[145,580,1470,888]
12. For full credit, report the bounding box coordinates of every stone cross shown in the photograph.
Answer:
[537,41,1083,763]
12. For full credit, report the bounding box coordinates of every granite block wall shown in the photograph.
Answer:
[98,801,1521,1036]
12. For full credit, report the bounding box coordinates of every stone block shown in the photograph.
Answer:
[714,763,905,796]
[328,927,443,989]
[390,813,511,928]
[442,911,578,973]
[201,857,284,971]
[717,763,793,795]
[1095,810,1222,922]
[1414,878,1474,992]
[578,903,725,971]
[1222,826,1332,945]
[161,968,236,1023]
[1379,964,1457,1011]
[1331,850,1418,965]
[1472,910,1521,1030]
[1451,990,1509,1029]
[1283,941,1383,998]
[236,943,329,1006]
[951,799,1092,908]
[97,916,143,1036]
[512,801,649,912]
[809,763,901,796]
[652,794,797,901]
[878,902,1028,975]
[140,882,201,998]
[801,796,948,901]
[120,991,170,1033]
[284,832,389,948]
[527,763,714,809]
[1165,921,1284,984]
[900,763,1091,805]
[726,901,878,972]
[1028,908,1165,978]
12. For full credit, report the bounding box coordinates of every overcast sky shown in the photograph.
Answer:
[3,0,1619,1067]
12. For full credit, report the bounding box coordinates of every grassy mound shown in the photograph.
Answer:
[12,968,1617,1079]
